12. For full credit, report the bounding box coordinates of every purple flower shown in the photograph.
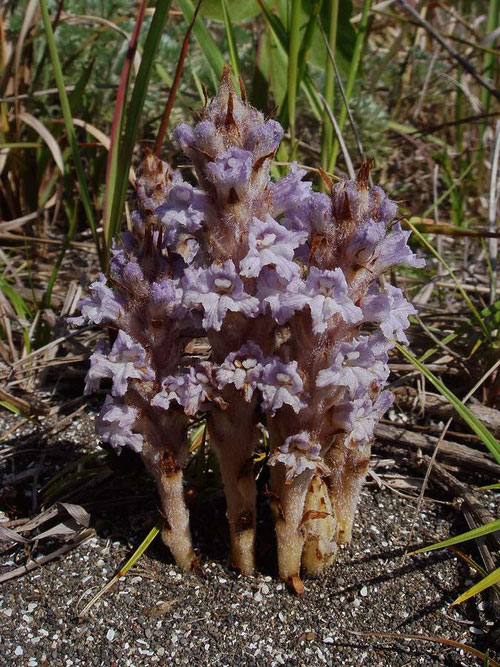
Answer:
[257,268,309,325]
[244,119,283,158]
[205,149,253,199]
[316,335,390,397]
[259,359,306,414]
[69,274,125,326]
[269,163,313,217]
[85,330,155,397]
[153,363,223,416]
[361,283,417,344]
[240,214,307,280]
[149,278,186,320]
[305,267,362,334]
[268,432,329,483]
[373,222,425,273]
[215,343,265,401]
[343,219,387,266]
[158,182,207,238]
[182,260,259,331]
[151,374,187,412]
[95,396,143,453]
[333,391,393,446]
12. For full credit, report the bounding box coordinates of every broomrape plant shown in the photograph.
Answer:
[71,69,424,588]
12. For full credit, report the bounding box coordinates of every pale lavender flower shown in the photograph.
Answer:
[205,149,253,199]
[361,283,417,344]
[95,395,143,453]
[316,335,390,397]
[149,278,186,320]
[244,119,283,158]
[305,267,362,334]
[152,363,223,416]
[259,359,306,414]
[215,343,265,401]
[158,182,207,241]
[182,260,259,331]
[151,375,187,411]
[69,274,125,326]
[373,222,426,273]
[257,268,309,325]
[333,390,393,445]
[240,214,307,280]
[268,432,329,483]
[85,330,155,397]
[269,163,313,217]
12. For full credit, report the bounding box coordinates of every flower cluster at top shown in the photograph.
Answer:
[71,69,423,578]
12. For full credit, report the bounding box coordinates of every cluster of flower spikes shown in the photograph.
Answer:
[71,67,424,588]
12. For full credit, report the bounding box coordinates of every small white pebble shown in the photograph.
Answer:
[15,647,24,657]
[470,627,483,635]
[360,586,368,597]
[323,636,334,644]
[261,584,270,595]
[27,603,37,613]
[2,609,12,617]
[106,628,115,642]
[254,592,263,602]
[219,578,227,584]
[353,599,361,608]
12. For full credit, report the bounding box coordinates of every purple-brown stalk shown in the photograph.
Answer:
[71,69,423,586]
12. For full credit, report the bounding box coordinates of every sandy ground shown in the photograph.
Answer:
[1,408,499,666]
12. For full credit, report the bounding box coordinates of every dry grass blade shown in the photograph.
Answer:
[488,120,500,304]
[12,0,38,120]
[397,0,500,102]
[319,93,355,179]
[0,529,94,584]
[19,111,64,173]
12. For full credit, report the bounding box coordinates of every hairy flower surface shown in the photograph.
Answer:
[74,70,423,583]
[183,260,259,331]
[95,396,143,453]
[268,432,329,482]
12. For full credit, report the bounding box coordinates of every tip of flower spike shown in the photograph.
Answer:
[318,166,333,192]
[356,156,374,190]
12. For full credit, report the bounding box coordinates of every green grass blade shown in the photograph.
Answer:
[79,522,161,617]
[328,0,371,173]
[286,0,302,145]
[410,518,500,555]
[220,0,240,82]
[453,567,500,605]
[39,0,101,266]
[320,0,338,173]
[478,483,500,491]
[103,1,147,250]
[108,1,172,245]
[0,276,32,353]
[257,0,322,119]
[178,0,224,82]
[397,343,500,464]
